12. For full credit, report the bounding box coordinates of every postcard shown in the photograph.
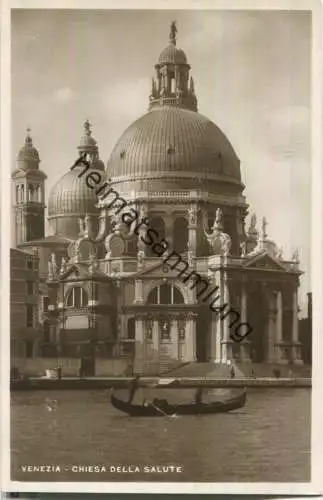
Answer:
[1,0,322,495]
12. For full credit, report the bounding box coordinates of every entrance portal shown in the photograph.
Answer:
[249,287,269,363]
[196,312,210,362]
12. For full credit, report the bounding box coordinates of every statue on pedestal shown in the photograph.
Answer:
[204,208,231,256]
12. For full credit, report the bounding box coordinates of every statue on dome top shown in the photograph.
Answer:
[169,21,177,44]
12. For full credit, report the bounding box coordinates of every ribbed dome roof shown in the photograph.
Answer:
[107,107,241,183]
[158,44,187,65]
[48,167,101,216]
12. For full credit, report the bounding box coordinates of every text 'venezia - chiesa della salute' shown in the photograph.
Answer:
[11,23,303,375]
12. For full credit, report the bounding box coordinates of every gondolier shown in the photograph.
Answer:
[128,375,140,403]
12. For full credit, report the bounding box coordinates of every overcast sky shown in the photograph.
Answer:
[11,9,311,311]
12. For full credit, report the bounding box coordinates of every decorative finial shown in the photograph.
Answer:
[190,76,195,93]
[25,127,32,145]
[169,21,177,45]
[84,119,92,136]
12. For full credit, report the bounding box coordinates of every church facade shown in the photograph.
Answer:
[11,24,303,374]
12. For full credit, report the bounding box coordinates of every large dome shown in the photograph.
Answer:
[48,167,101,216]
[107,107,241,188]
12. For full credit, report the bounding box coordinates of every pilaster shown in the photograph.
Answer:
[292,288,303,364]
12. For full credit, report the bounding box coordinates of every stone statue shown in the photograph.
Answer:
[204,208,231,256]
[240,241,246,257]
[78,217,85,237]
[137,250,145,267]
[170,21,177,42]
[48,260,53,279]
[276,247,283,260]
[291,247,299,262]
[50,253,57,276]
[60,256,67,274]
[248,213,258,238]
[188,205,197,226]
[261,217,268,239]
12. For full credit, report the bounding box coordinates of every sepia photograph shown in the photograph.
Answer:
[1,0,322,495]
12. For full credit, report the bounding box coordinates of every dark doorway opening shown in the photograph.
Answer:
[127,317,135,339]
[196,312,210,362]
[249,288,268,363]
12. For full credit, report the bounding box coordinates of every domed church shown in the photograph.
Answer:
[12,23,303,375]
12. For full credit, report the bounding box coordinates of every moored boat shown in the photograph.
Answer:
[110,387,247,416]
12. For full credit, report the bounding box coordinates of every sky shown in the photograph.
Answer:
[11,9,311,312]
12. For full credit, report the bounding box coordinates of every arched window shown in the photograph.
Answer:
[28,184,34,202]
[147,216,166,256]
[66,287,88,308]
[147,284,184,305]
[173,217,188,254]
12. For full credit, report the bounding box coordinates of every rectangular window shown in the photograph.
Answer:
[26,281,34,295]
[26,304,34,327]
[27,259,33,270]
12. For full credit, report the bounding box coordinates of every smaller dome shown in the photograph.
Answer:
[17,129,40,168]
[158,44,187,65]
[48,166,102,217]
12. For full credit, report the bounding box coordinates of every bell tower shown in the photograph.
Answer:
[12,129,47,246]
[149,22,198,112]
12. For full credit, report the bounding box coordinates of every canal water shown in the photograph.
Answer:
[11,388,311,482]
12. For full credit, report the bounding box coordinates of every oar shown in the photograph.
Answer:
[149,401,177,418]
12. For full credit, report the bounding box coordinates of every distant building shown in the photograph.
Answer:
[11,23,304,374]
[10,248,40,363]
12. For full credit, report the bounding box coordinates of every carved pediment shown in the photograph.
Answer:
[244,252,287,271]
[59,263,105,281]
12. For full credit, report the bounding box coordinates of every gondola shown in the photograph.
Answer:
[110,388,247,417]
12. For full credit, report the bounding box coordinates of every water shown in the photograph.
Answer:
[11,388,311,482]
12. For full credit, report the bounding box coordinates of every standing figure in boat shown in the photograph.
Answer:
[128,375,140,403]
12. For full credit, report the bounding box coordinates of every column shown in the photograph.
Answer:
[220,258,232,363]
[276,290,283,342]
[209,272,221,362]
[134,280,144,304]
[134,315,145,374]
[186,313,196,362]
[187,204,198,256]
[240,283,251,363]
[266,291,276,362]
[275,290,285,363]
[292,288,303,364]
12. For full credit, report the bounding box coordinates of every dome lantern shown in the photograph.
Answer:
[76,119,104,171]
[17,128,40,170]
[149,22,197,112]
